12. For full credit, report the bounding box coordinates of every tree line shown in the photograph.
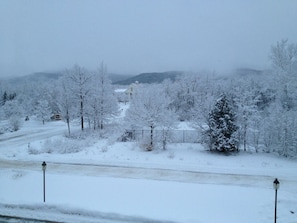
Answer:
[1,40,297,157]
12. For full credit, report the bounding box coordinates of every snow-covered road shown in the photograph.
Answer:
[0,121,67,149]
[0,158,296,194]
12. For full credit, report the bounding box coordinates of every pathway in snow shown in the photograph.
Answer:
[1,158,295,193]
[0,122,66,149]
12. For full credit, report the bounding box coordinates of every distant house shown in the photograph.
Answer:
[125,81,139,99]
[114,81,139,103]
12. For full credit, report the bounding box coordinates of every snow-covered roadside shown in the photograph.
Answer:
[1,169,296,223]
[0,203,177,223]
[2,138,297,181]
[1,119,297,222]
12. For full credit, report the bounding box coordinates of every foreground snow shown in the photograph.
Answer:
[0,119,297,222]
[2,169,293,223]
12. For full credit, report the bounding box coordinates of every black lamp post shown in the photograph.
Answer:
[273,178,280,223]
[42,161,47,203]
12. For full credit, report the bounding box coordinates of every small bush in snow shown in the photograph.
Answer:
[99,145,108,153]
[42,138,83,154]
[38,134,101,154]
[28,146,40,155]
[168,151,175,159]
[138,141,153,152]
[9,116,22,131]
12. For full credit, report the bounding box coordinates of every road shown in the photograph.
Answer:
[0,158,280,188]
[0,123,66,149]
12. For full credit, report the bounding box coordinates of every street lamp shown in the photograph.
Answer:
[273,178,280,223]
[42,161,47,203]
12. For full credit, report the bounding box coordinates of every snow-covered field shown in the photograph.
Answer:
[0,119,297,223]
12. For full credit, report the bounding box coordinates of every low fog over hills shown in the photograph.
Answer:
[1,68,269,87]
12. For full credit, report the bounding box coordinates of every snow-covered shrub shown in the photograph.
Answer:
[43,138,62,153]
[28,146,40,155]
[42,138,82,154]
[124,85,178,150]
[168,151,175,159]
[9,115,22,131]
[98,145,108,153]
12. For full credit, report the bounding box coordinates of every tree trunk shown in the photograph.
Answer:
[80,99,84,130]
[67,118,71,136]
[150,125,153,147]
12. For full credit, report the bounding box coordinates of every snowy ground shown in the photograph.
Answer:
[0,119,297,223]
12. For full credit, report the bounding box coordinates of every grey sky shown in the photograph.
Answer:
[1,0,297,77]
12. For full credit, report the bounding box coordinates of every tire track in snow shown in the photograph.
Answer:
[0,128,66,149]
[0,159,294,192]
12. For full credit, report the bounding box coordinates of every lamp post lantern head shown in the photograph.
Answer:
[42,161,47,171]
[273,178,280,190]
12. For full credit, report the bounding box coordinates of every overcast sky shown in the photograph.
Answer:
[1,0,297,77]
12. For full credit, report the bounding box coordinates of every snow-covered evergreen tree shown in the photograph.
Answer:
[205,94,239,152]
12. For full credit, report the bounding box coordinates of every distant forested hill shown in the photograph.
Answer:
[113,71,183,85]
[2,71,183,86]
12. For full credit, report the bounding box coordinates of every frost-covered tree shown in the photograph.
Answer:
[261,100,297,157]
[65,64,93,131]
[204,94,239,152]
[2,99,23,131]
[57,77,75,136]
[45,83,60,114]
[125,85,177,151]
[0,91,17,107]
[87,62,118,131]
[270,39,297,76]
[265,39,297,157]
[36,99,51,124]
[168,72,219,123]
[231,78,263,152]
[170,73,199,121]
[14,82,38,117]
[1,91,7,106]
[270,39,297,110]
